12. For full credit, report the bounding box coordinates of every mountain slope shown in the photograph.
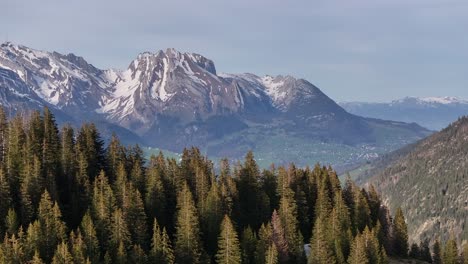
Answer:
[340,97,468,130]
[367,117,468,244]
[0,42,431,167]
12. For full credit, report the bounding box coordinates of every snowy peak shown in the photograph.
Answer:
[0,42,112,110]
[395,96,468,105]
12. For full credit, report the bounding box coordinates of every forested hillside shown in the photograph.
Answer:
[368,117,468,248]
[0,107,462,263]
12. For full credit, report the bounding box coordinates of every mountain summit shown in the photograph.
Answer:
[0,43,431,167]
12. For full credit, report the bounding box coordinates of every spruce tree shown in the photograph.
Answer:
[432,239,443,264]
[30,250,45,264]
[109,208,131,255]
[215,214,241,264]
[174,182,203,264]
[443,237,459,264]
[38,191,67,262]
[202,181,224,256]
[51,241,73,264]
[255,222,273,264]
[241,226,257,264]
[309,215,336,264]
[278,187,305,263]
[150,219,174,264]
[79,211,99,263]
[4,208,18,235]
[462,243,468,264]
[91,171,116,250]
[265,244,279,264]
[392,207,408,257]
[347,233,369,264]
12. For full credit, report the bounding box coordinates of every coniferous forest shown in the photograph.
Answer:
[0,107,464,264]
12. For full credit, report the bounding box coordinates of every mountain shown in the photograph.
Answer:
[0,42,431,167]
[340,97,468,130]
[362,117,468,245]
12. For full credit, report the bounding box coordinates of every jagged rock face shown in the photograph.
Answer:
[0,42,430,161]
[0,42,112,114]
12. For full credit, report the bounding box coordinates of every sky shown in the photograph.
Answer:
[1,0,468,102]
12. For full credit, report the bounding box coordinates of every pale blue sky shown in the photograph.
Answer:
[1,0,467,102]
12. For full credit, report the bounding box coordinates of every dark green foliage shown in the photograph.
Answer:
[432,239,443,264]
[0,107,425,264]
[393,207,409,257]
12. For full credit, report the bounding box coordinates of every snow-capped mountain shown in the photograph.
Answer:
[340,96,468,130]
[0,42,431,167]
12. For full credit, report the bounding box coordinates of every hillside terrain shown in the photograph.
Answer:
[340,97,468,130]
[364,117,468,245]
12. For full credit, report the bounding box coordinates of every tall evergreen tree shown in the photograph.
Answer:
[278,187,305,263]
[265,244,279,264]
[432,239,443,264]
[42,107,61,201]
[109,208,131,256]
[309,215,336,264]
[215,215,241,264]
[150,219,174,264]
[90,171,116,250]
[174,182,203,264]
[392,207,408,257]
[79,211,100,263]
[443,237,459,264]
[51,241,73,264]
[201,181,224,256]
[37,191,67,262]
[241,226,257,264]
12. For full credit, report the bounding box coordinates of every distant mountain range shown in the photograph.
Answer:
[355,117,468,245]
[340,97,468,130]
[0,42,430,167]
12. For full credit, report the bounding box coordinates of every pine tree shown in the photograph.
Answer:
[150,219,174,264]
[432,239,443,264]
[347,233,369,264]
[255,222,273,264]
[122,183,148,248]
[76,123,105,181]
[201,181,224,256]
[42,107,61,201]
[79,211,100,263]
[38,191,67,262]
[109,208,131,255]
[241,226,257,264]
[392,207,408,257]
[91,171,116,250]
[174,182,203,264]
[278,187,305,263]
[0,166,12,234]
[30,250,45,264]
[271,210,289,263]
[70,230,87,264]
[309,215,336,264]
[130,244,147,264]
[115,241,127,264]
[145,163,166,224]
[4,208,18,235]
[265,244,279,264]
[0,107,8,164]
[215,214,241,264]
[443,237,459,264]
[25,221,42,259]
[462,243,468,264]
[51,241,73,264]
